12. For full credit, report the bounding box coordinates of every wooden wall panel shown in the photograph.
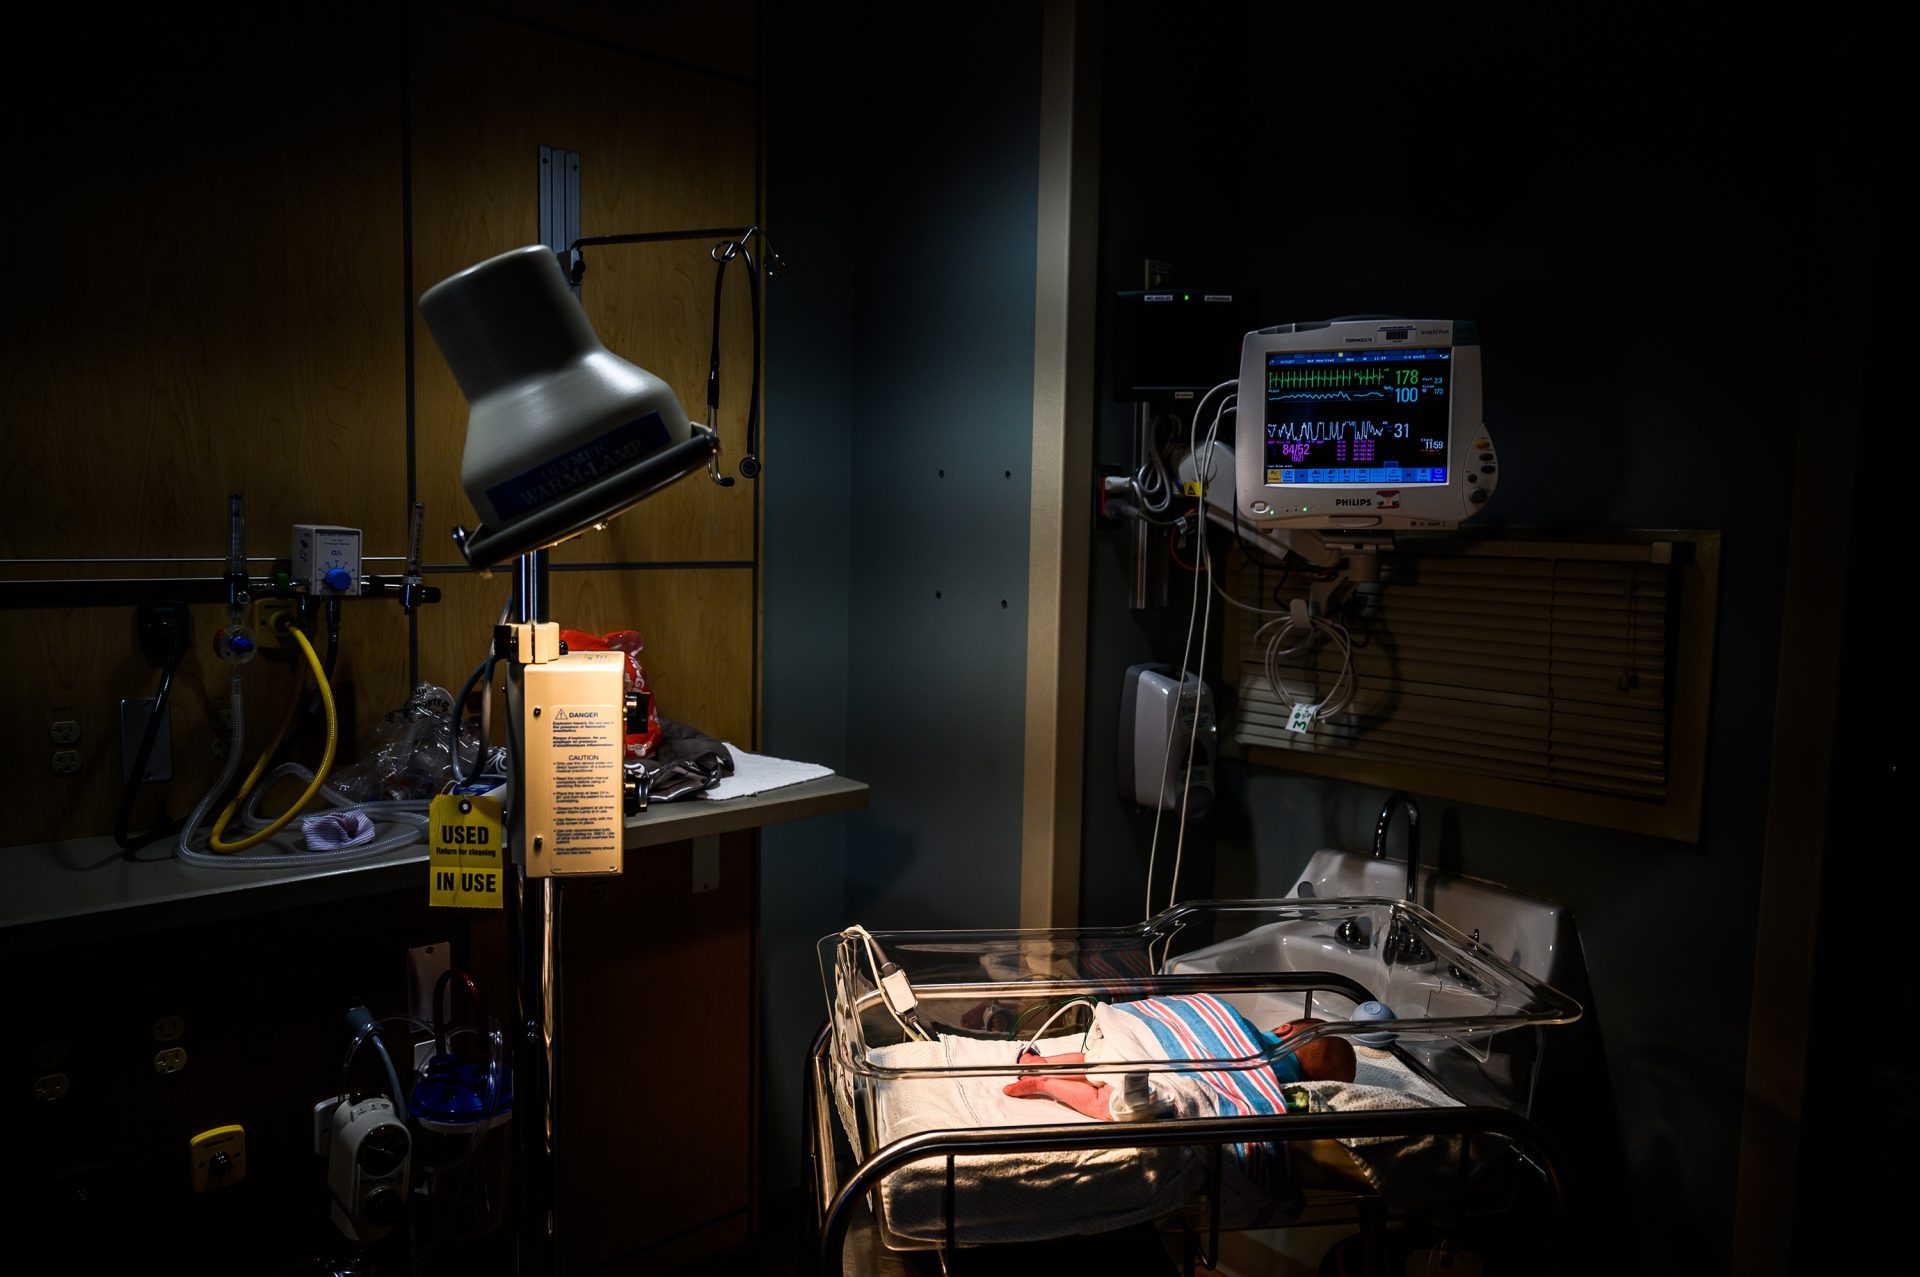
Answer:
[0,601,415,846]
[0,6,411,841]
[1,1,765,843]
[476,0,762,79]
[414,565,755,751]
[549,568,757,747]
[409,2,760,570]
[0,8,408,558]
[560,829,755,1267]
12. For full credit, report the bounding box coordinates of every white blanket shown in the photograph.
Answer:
[868,1032,1207,1245]
[861,1012,1462,1245]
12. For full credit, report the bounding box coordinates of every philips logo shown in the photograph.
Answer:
[1334,497,1372,507]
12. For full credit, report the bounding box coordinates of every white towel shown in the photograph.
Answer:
[701,746,833,800]
[867,1032,1207,1244]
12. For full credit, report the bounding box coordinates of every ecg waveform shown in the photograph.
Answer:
[1267,367,1385,391]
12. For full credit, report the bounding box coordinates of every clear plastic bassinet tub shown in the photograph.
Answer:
[808,898,1582,1255]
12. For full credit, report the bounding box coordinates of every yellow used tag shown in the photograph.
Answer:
[429,793,505,909]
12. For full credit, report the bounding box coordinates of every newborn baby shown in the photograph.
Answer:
[1003,993,1356,1122]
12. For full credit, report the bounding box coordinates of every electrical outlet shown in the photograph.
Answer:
[153,1047,188,1075]
[49,720,80,745]
[33,1074,69,1102]
[51,750,81,775]
[152,1016,186,1042]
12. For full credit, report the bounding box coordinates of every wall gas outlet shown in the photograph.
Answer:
[153,1047,188,1075]
[190,1125,246,1191]
[248,598,299,648]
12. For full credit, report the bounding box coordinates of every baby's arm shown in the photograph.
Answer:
[1001,1049,1113,1120]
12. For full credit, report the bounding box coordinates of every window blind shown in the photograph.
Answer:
[1229,535,1709,825]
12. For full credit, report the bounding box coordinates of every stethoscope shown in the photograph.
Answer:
[703,226,783,487]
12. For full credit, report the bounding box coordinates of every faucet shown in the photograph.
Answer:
[1373,791,1422,903]
[1374,792,1432,966]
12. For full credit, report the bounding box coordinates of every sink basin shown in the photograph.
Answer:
[1290,848,1576,991]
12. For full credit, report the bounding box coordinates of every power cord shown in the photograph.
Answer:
[1143,380,1234,921]
[114,602,191,854]
[1014,998,1097,1062]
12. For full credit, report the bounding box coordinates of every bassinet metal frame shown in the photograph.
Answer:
[802,969,1569,1276]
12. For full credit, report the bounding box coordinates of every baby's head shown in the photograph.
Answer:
[1276,1019,1357,1083]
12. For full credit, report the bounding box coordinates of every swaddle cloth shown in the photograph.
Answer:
[1084,993,1299,1183]
[1293,1049,1464,1206]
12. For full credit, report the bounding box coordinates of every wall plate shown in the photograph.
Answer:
[119,697,173,782]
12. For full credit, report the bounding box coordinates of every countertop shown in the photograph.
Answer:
[0,774,867,951]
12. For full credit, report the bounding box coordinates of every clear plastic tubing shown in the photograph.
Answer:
[176,673,430,870]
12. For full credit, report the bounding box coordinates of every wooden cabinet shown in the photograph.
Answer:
[559,830,759,1270]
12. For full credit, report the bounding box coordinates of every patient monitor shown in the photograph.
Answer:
[1233,318,1494,531]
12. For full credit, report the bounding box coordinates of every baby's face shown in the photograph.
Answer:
[1273,1018,1357,1083]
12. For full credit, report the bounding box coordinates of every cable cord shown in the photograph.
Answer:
[451,593,515,788]
[1258,610,1357,722]
[114,619,190,852]
[1166,392,1234,915]
[1142,382,1234,921]
[1131,411,1182,516]
[842,925,930,1042]
[1015,998,1097,1061]
[448,653,497,787]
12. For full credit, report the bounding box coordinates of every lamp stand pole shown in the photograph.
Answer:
[509,547,561,1275]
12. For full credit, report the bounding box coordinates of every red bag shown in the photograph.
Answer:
[557,628,663,759]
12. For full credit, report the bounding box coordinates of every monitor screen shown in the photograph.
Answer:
[1262,347,1452,485]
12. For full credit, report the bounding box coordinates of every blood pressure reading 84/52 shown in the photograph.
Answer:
[1263,348,1451,485]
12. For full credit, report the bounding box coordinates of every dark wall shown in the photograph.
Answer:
[1082,3,1890,1272]
[760,0,1044,1192]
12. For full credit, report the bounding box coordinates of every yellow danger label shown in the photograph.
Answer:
[429,793,505,909]
[1181,480,1204,496]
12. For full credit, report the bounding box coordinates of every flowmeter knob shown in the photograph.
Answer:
[324,567,354,592]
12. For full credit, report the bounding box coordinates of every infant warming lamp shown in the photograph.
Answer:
[417,244,717,572]
[417,235,754,1276]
